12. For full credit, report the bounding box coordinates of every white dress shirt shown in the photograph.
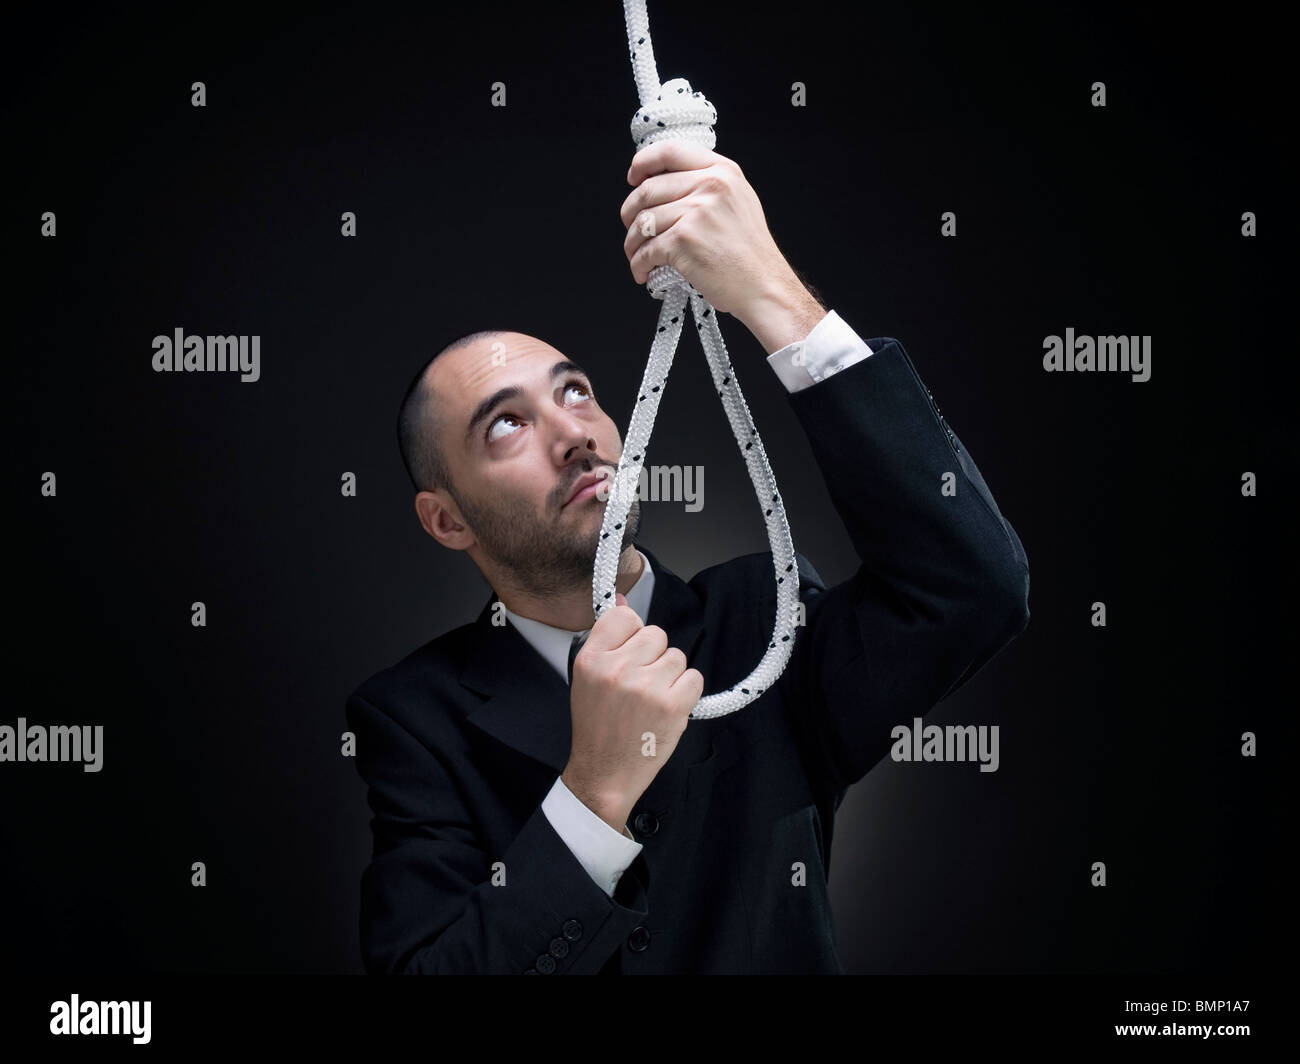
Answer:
[502,308,873,896]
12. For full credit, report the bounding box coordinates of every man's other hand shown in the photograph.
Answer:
[562,591,704,832]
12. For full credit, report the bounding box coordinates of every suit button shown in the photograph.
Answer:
[548,937,570,958]
[627,925,651,952]
[535,954,557,974]
[562,918,583,941]
[633,811,659,836]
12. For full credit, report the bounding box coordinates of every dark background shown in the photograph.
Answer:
[4,0,1287,974]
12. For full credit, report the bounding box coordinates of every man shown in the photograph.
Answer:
[345,141,1030,974]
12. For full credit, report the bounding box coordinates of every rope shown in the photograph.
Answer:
[590,0,801,719]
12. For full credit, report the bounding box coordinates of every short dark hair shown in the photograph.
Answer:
[397,329,509,495]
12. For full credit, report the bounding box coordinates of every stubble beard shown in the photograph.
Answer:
[454,481,642,599]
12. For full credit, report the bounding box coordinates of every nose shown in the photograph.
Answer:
[548,405,600,464]
[564,439,598,463]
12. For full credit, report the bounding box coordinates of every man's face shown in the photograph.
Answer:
[421,332,640,596]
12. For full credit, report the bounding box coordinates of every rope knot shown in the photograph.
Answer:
[630,77,717,152]
[630,77,716,299]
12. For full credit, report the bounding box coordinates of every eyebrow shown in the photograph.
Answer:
[464,359,590,444]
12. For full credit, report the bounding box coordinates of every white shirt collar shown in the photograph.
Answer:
[501,548,655,685]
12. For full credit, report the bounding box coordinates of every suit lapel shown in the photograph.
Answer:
[460,543,707,773]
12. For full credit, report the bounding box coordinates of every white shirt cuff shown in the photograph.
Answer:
[541,776,643,897]
[766,309,873,392]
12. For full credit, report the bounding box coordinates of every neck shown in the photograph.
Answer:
[495,545,644,631]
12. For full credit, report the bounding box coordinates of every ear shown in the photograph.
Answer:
[415,489,475,551]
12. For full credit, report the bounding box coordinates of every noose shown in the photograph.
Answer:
[590,0,801,719]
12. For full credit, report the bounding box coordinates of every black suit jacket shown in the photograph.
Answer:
[346,336,1030,974]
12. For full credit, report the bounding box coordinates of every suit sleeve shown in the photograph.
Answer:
[541,775,643,896]
[775,334,1030,798]
[766,308,873,392]
[347,692,650,974]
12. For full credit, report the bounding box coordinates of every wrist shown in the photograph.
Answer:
[736,268,827,356]
[561,768,631,831]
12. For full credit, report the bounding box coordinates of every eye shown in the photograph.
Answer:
[486,414,522,443]
[486,377,592,444]
[564,380,593,404]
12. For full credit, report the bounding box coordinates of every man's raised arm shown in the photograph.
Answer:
[756,301,1030,799]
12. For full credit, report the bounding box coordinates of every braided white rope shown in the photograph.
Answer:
[590,0,800,719]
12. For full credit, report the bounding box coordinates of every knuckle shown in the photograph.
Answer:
[699,173,728,196]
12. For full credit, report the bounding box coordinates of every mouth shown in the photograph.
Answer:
[563,467,613,509]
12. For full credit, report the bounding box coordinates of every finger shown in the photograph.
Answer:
[645,644,688,682]
[669,666,705,697]
[627,225,682,286]
[615,592,628,607]
[585,601,643,651]
[623,201,689,272]
[619,169,701,229]
[622,624,670,667]
[627,140,720,187]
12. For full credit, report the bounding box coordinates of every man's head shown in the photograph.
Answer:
[397,330,640,598]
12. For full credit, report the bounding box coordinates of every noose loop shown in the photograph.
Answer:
[590,0,801,719]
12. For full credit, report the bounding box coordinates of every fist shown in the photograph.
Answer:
[619,141,797,318]
[562,591,704,831]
